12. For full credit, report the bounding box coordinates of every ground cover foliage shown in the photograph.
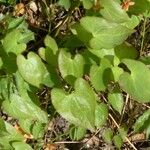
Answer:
[0,0,150,149]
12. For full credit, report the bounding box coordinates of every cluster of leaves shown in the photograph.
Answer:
[0,0,150,149]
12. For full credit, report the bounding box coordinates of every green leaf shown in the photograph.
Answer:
[31,121,45,139]
[58,0,71,10]
[2,29,26,55]
[90,58,112,91]
[0,118,7,132]
[71,23,93,46]
[118,127,127,140]
[146,124,150,138]
[121,15,141,29]
[90,25,133,49]
[102,128,113,144]
[100,0,129,23]
[0,57,3,69]
[77,16,133,49]
[0,0,7,3]
[0,120,24,149]
[114,43,138,61]
[129,0,150,15]
[119,59,150,103]
[7,16,24,30]
[58,49,85,83]
[79,16,112,36]
[17,52,53,88]
[134,109,150,132]
[112,66,124,82]
[69,126,86,140]
[0,77,14,101]
[51,78,97,130]
[19,119,45,139]
[108,92,124,114]
[38,35,58,67]
[19,119,32,134]
[14,72,38,101]
[12,142,33,150]
[2,93,48,123]
[44,35,58,52]
[113,134,123,149]
[89,48,115,59]
[95,103,108,127]
[81,0,93,9]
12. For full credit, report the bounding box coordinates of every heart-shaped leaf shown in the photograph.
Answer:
[58,49,85,82]
[90,58,112,91]
[38,35,58,67]
[17,52,53,88]
[2,29,26,54]
[2,27,34,55]
[119,59,150,102]
[51,78,97,130]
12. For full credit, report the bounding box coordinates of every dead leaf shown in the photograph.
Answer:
[43,143,57,150]
[14,124,33,141]
[14,3,25,16]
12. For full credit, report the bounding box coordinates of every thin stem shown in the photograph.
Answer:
[140,17,147,56]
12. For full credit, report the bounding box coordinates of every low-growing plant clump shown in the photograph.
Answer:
[0,0,150,149]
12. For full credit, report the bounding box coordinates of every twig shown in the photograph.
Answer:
[119,94,129,125]
[55,141,81,144]
[142,103,150,109]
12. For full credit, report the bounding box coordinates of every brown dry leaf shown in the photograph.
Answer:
[128,133,145,142]
[43,143,57,150]
[14,3,25,16]
[14,124,33,141]
[121,0,135,11]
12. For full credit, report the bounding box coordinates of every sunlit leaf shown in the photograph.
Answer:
[58,49,85,83]
[12,142,33,150]
[119,59,150,102]
[108,92,124,114]
[17,52,54,88]
[100,0,129,23]
[51,78,97,130]
[134,109,150,132]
